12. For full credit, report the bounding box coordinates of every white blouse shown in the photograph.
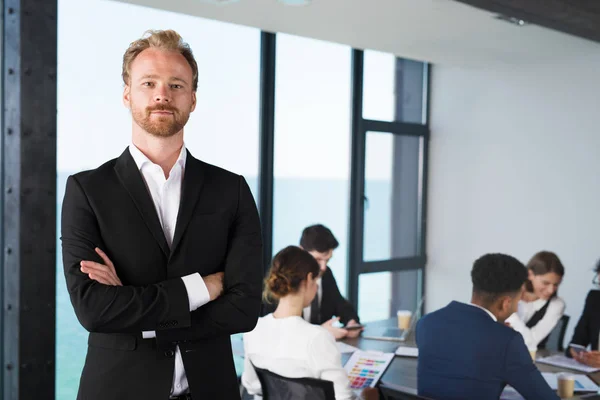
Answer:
[506,296,565,349]
[242,314,358,400]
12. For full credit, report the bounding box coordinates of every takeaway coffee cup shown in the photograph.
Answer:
[557,373,575,398]
[397,310,412,330]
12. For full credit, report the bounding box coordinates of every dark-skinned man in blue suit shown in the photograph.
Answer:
[416,254,559,400]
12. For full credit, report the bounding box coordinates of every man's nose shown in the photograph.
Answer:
[154,85,171,103]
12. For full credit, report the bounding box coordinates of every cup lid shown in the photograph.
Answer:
[557,372,574,380]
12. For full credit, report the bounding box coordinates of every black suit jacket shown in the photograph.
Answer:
[61,149,263,400]
[566,290,600,356]
[262,267,359,325]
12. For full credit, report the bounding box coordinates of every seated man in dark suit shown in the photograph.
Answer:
[263,224,360,339]
[416,254,559,400]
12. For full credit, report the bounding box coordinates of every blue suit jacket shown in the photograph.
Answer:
[416,301,559,400]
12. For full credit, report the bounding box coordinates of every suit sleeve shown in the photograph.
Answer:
[504,333,560,400]
[566,291,594,357]
[157,176,263,343]
[61,175,191,334]
[326,268,360,324]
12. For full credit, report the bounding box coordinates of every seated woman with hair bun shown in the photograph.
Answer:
[242,246,378,400]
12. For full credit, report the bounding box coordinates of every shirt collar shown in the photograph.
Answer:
[129,143,187,172]
[468,302,498,322]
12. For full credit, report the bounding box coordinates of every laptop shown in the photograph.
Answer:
[362,298,424,342]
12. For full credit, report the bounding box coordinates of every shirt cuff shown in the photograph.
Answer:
[181,273,211,312]
[142,330,156,339]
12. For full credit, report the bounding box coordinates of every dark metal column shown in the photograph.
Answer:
[258,32,276,274]
[347,49,365,308]
[2,0,57,398]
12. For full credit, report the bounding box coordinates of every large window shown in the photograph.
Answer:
[57,0,259,397]
[350,51,429,322]
[272,34,351,293]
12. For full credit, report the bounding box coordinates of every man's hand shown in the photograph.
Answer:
[361,387,380,400]
[570,348,579,359]
[345,319,364,338]
[576,350,600,368]
[80,247,122,286]
[321,317,348,340]
[203,272,224,301]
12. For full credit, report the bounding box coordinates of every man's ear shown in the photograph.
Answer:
[123,85,131,109]
[496,295,511,315]
[190,91,196,112]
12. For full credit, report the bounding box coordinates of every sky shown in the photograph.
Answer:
[57,0,397,180]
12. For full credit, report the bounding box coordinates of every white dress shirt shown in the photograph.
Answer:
[468,302,498,322]
[242,314,359,400]
[505,296,565,349]
[129,143,210,397]
[302,277,322,322]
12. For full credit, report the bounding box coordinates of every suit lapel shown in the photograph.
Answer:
[170,151,205,256]
[114,148,170,257]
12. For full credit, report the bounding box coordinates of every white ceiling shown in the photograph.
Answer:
[112,0,598,67]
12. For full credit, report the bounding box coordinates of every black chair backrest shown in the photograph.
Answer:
[252,363,336,400]
[544,314,570,352]
[380,384,433,400]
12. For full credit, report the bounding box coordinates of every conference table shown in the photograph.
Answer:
[232,317,600,399]
[343,317,600,399]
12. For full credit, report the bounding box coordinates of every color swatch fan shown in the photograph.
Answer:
[343,351,394,389]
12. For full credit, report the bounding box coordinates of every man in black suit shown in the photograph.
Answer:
[61,30,262,400]
[264,225,360,339]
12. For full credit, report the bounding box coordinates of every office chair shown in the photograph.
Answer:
[379,384,433,400]
[542,315,570,352]
[252,363,336,400]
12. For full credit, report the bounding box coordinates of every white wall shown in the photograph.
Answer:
[427,52,600,344]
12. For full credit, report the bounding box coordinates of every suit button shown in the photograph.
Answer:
[164,350,174,358]
[173,321,178,326]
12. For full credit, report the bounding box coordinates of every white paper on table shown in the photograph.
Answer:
[337,341,360,354]
[395,346,419,357]
[541,372,599,392]
[536,354,600,373]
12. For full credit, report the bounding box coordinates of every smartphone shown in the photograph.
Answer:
[569,343,589,355]
[344,324,365,331]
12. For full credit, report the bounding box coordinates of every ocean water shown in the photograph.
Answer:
[55,173,392,399]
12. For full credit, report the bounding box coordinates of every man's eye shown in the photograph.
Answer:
[171,84,182,89]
